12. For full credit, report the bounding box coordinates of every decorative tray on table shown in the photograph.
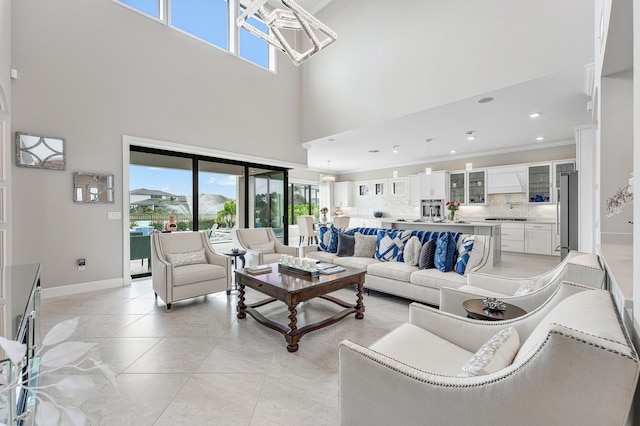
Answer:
[277,263,320,278]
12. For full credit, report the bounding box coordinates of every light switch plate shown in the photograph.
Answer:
[108,212,122,220]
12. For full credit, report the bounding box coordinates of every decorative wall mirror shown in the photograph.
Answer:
[74,172,114,204]
[15,132,66,170]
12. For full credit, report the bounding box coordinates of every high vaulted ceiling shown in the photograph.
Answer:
[303,67,593,174]
[295,1,593,175]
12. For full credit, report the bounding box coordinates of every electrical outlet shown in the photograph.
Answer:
[77,258,86,271]
[107,212,122,220]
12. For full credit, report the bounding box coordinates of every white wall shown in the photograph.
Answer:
[301,0,594,141]
[0,0,11,271]
[10,0,304,288]
[599,72,634,236]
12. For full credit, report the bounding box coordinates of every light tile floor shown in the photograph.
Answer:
[40,253,559,425]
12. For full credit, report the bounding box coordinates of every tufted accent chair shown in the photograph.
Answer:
[151,231,230,310]
[232,227,298,267]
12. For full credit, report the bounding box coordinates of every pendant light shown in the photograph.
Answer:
[465,131,474,170]
[392,145,399,178]
[425,138,432,175]
[321,160,335,182]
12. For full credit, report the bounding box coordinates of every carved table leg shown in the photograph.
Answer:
[236,284,246,319]
[286,305,299,352]
[355,283,365,319]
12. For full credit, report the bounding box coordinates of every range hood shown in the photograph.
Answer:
[487,166,526,194]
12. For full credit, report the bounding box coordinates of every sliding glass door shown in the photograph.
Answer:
[253,169,285,240]
[198,161,244,245]
[129,146,288,277]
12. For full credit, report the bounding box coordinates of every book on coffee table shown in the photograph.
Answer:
[316,262,337,271]
[319,266,346,274]
[246,265,273,275]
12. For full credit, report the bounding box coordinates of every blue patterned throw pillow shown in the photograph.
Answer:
[434,231,457,272]
[326,226,340,253]
[375,230,412,262]
[318,225,330,251]
[455,235,475,275]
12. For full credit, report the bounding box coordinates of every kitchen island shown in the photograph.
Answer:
[380,220,501,264]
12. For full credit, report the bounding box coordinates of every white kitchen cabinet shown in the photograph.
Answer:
[524,223,553,255]
[553,161,576,188]
[420,171,447,199]
[527,163,552,203]
[333,181,353,208]
[408,174,421,206]
[467,170,487,204]
[448,172,465,204]
[501,223,525,253]
[552,224,561,256]
[389,177,407,196]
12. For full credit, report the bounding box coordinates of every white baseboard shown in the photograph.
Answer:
[41,278,125,299]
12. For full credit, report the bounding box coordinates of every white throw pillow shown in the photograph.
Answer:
[458,327,520,377]
[403,236,422,266]
[166,249,207,267]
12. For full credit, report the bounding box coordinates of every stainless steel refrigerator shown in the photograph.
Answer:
[559,171,578,259]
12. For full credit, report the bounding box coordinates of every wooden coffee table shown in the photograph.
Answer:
[463,298,527,321]
[235,263,366,352]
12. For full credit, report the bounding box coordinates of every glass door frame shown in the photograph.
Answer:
[128,145,290,276]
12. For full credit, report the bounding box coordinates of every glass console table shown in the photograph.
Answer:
[0,264,41,425]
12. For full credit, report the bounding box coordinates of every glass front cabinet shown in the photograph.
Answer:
[448,170,486,205]
[527,163,552,203]
[448,172,465,204]
[553,161,576,188]
[467,170,486,204]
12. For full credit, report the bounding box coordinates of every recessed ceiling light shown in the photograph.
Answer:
[466,130,475,141]
[450,150,457,154]
[478,97,494,104]
[536,136,545,141]
[529,112,542,118]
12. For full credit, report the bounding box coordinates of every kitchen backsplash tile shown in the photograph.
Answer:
[344,190,556,221]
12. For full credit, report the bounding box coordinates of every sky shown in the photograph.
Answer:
[130,165,237,199]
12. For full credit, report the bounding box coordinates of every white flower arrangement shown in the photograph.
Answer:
[0,317,116,425]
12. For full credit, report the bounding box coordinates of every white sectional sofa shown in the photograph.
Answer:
[339,282,640,425]
[301,227,493,306]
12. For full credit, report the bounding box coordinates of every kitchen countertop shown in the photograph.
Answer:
[380,218,557,225]
[381,220,498,227]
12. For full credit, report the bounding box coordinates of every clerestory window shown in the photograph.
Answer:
[116,0,274,71]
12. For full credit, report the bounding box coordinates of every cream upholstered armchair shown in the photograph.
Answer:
[332,215,350,230]
[232,227,298,267]
[151,231,231,310]
[439,250,605,316]
[296,215,318,245]
[339,282,639,425]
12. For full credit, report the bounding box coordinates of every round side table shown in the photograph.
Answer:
[462,299,526,321]
[223,250,247,294]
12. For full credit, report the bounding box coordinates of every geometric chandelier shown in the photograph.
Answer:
[237,0,338,66]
